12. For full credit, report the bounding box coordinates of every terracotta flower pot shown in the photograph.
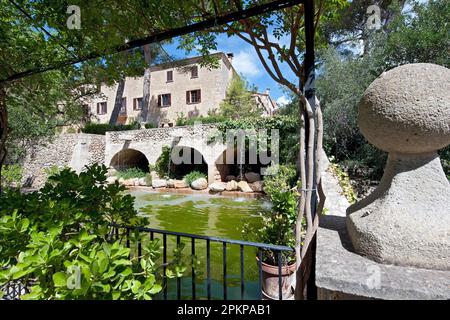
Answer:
[256,256,296,300]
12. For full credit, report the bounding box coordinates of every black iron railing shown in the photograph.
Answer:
[1,225,294,300]
[112,224,294,300]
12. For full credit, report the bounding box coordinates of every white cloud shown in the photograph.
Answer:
[233,50,261,77]
[276,95,290,106]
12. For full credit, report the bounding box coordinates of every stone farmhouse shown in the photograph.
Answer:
[83,52,277,127]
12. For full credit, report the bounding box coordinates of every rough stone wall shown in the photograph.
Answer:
[22,134,79,189]
[22,133,105,189]
[87,134,106,166]
[21,125,225,189]
[105,124,227,184]
[105,124,226,167]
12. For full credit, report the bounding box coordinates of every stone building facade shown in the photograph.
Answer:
[83,52,277,127]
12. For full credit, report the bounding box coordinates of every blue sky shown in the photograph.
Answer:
[162,33,295,106]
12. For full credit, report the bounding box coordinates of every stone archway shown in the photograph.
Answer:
[110,148,150,172]
[214,146,265,181]
[169,145,208,180]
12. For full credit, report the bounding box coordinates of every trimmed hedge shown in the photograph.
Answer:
[81,122,140,135]
[144,122,157,129]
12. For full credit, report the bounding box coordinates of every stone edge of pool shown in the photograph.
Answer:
[127,186,266,199]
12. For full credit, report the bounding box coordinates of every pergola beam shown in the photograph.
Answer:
[1,0,306,83]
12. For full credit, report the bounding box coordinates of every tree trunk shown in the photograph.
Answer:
[0,84,8,193]
[141,44,152,124]
[109,78,126,125]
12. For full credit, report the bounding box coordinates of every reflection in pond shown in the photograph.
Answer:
[129,190,270,299]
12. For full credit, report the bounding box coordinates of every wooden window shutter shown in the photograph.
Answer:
[186,91,190,104]
[158,95,161,107]
[168,94,171,106]
[191,66,198,78]
[97,103,100,114]
[198,90,201,103]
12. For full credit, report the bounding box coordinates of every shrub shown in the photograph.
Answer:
[154,146,171,178]
[43,165,68,179]
[215,115,299,165]
[116,168,146,180]
[183,171,207,186]
[144,122,157,129]
[81,122,140,135]
[1,164,23,189]
[219,76,262,120]
[0,164,185,300]
[175,113,226,126]
[243,164,298,265]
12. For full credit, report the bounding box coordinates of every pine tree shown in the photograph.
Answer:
[219,77,262,119]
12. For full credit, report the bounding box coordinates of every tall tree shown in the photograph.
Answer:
[177,0,347,298]
[317,0,450,181]
[219,76,261,119]
[320,0,408,54]
[0,0,176,180]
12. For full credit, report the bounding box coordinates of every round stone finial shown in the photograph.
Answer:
[358,63,450,154]
[348,63,450,271]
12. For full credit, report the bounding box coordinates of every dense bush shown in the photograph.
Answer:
[219,76,262,119]
[116,168,146,180]
[1,164,23,189]
[81,122,140,135]
[43,165,68,179]
[144,123,157,129]
[175,112,226,126]
[183,171,207,186]
[317,0,449,181]
[0,164,184,300]
[243,164,298,265]
[215,115,299,165]
[153,146,171,178]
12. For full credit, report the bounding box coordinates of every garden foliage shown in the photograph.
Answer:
[183,171,207,187]
[0,164,184,300]
[243,164,299,265]
[116,168,146,180]
[81,122,141,135]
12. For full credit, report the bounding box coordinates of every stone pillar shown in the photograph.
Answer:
[207,164,216,185]
[346,63,450,271]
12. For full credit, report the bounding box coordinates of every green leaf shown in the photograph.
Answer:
[53,272,67,287]
[131,280,141,294]
[112,291,121,300]
[148,284,162,295]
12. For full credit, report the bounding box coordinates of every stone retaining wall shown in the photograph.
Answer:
[22,133,105,189]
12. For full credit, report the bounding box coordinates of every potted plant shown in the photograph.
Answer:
[243,164,299,300]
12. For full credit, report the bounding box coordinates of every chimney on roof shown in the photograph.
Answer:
[226,52,234,63]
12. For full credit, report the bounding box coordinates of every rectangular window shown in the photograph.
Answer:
[157,94,171,107]
[191,66,198,78]
[97,102,107,115]
[119,98,127,115]
[167,70,173,82]
[133,97,143,110]
[186,89,201,104]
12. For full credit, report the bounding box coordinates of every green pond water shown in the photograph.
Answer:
[128,189,271,300]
